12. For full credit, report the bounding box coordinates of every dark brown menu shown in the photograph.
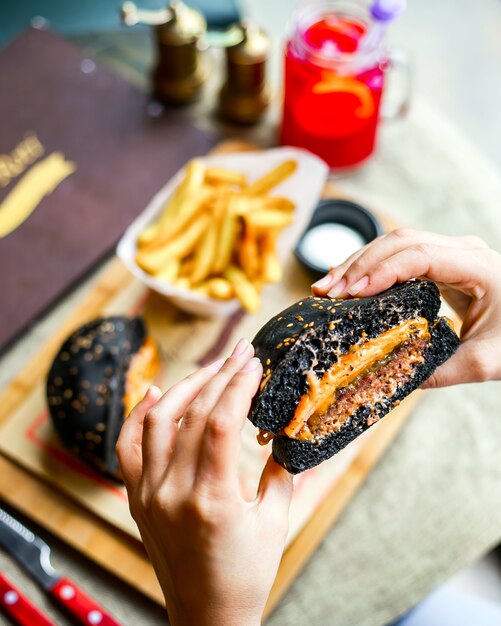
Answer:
[0,28,215,353]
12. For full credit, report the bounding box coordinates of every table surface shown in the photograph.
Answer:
[2,30,501,626]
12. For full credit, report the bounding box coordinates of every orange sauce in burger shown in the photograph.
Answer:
[285,318,430,441]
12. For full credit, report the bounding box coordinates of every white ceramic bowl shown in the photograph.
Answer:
[116,147,329,317]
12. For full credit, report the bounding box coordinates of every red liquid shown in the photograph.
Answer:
[280,17,385,168]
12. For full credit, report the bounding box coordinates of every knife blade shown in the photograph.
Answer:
[0,506,122,626]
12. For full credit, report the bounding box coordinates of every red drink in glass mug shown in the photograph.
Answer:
[280,0,404,168]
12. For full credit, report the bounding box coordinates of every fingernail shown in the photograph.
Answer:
[232,338,249,357]
[312,274,333,290]
[327,278,347,298]
[206,357,225,372]
[347,276,369,296]
[242,356,261,372]
[145,385,161,399]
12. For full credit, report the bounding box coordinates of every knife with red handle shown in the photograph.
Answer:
[0,572,56,626]
[0,507,122,625]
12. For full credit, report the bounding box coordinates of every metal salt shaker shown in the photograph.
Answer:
[121,1,208,104]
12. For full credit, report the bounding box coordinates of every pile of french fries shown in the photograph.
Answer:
[135,158,297,312]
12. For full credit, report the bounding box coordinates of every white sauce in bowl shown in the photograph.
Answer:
[299,222,366,269]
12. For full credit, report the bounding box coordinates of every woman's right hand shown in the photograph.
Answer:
[116,340,293,626]
[311,228,501,388]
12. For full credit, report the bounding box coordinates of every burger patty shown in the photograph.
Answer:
[307,335,429,439]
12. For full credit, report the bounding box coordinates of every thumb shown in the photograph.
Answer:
[420,342,482,389]
[257,454,294,515]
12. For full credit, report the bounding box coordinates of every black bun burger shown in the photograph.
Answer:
[46,316,160,479]
[249,280,460,474]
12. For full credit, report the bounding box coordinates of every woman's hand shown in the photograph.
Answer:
[312,228,501,388]
[116,339,293,626]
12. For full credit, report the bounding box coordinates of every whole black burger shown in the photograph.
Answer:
[46,316,160,479]
[249,280,460,474]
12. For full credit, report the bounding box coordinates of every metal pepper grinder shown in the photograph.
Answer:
[218,21,271,124]
[121,1,208,105]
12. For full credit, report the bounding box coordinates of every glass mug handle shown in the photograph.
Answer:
[381,48,412,120]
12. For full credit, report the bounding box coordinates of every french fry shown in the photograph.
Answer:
[137,159,205,246]
[210,187,232,222]
[175,277,191,290]
[230,196,295,217]
[167,159,206,221]
[137,218,165,248]
[136,213,210,274]
[229,195,268,216]
[245,209,294,230]
[224,266,260,313]
[264,197,295,212]
[251,276,265,293]
[206,277,234,299]
[191,284,208,296]
[205,167,246,188]
[238,222,260,279]
[190,219,219,283]
[245,160,297,195]
[260,231,282,283]
[194,278,234,300]
[155,258,180,283]
[183,159,207,192]
[212,200,237,274]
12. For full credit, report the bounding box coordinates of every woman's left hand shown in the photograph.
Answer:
[116,339,293,626]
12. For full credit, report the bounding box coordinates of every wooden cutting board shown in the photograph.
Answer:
[0,140,421,620]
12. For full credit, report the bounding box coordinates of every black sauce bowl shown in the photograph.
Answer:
[294,198,383,280]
